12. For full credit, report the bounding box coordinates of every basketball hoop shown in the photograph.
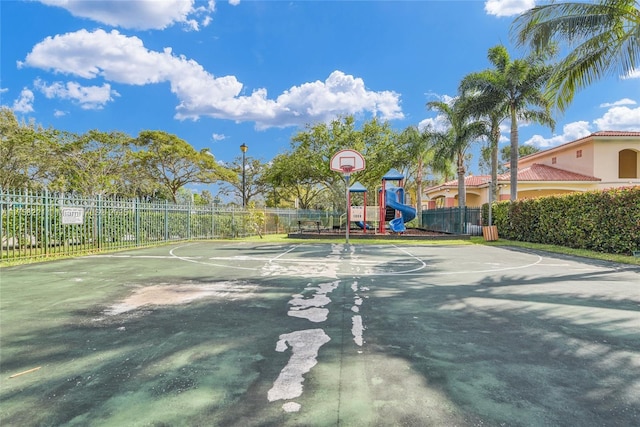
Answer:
[340,165,354,176]
[330,149,366,244]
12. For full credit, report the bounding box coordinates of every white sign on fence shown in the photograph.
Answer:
[350,206,380,222]
[61,207,85,225]
[350,206,365,221]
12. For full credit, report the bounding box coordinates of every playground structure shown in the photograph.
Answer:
[348,169,417,234]
[377,168,416,234]
[330,150,417,236]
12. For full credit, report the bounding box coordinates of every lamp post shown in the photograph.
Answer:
[240,143,248,208]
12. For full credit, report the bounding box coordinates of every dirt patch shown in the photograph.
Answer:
[105,281,256,315]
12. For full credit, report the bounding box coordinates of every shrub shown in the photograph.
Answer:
[493,187,640,255]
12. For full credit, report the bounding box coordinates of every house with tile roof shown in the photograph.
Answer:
[423,131,640,208]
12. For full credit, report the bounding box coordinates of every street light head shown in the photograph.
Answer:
[240,143,248,153]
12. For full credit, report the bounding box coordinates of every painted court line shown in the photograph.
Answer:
[90,244,549,278]
[168,244,260,271]
[268,245,300,263]
[87,254,201,259]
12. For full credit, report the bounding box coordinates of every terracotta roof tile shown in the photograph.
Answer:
[440,175,491,187]
[423,175,491,192]
[591,131,640,137]
[424,164,602,192]
[497,164,601,181]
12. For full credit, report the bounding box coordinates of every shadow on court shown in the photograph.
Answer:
[1,242,639,426]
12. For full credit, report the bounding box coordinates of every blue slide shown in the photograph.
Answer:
[386,187,416,233]
[355,221,373,230]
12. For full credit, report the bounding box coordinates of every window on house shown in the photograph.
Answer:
[551,157,557,164]
[619,149,638,179]
[576,150,582,158]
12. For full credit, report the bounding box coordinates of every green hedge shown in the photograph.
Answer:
[491,187,640,255]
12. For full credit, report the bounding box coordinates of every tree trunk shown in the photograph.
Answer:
[510,107,519,201]
[457,154,465,233]
[491,124,500,201]
[416,157,423,227]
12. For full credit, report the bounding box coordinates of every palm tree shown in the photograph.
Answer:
[513,0,640,111]
[426,97,487,212]
[459,45,555,201]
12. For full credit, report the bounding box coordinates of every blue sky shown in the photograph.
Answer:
[2,0,639,183]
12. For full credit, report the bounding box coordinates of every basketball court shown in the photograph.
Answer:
[1,242,639,426]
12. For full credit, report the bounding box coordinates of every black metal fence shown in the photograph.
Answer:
[1,189,332,263]
[421,207,483,235]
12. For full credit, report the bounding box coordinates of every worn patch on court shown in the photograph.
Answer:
[105,281,257,315]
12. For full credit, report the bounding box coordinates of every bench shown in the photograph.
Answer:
[298,220,322,234]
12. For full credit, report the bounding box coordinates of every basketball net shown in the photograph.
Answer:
[340,165,354,177]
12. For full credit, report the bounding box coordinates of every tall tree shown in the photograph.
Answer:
[262,151,328,210]
[0,108,57,190]
[262,116,403,211]
[132,130,235,203]
[52,130,134,196]
[426,97,488,211]
[218,157,271,206]
[513,0,640,111]
[398,126,431,224]
[460,45,555,201]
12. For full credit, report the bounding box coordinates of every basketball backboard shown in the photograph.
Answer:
[330,149,366,174]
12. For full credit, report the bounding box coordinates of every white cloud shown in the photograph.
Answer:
[418,93,456,131]
[21,29,403,129]
[229,0,241,5]
[522,99,640,147]
[484,0,535,17]
[212,133,226,141]
[600,98,637,108]
[624,68,640,79]
[418,115,450,133]
[524,121,592,148]
[38,0,214,31]
[593,106,640,130]
[12,88,35,113]
[34,79,119,110]
[54,109,67,117]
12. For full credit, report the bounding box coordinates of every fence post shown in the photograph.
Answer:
[164,200,169,242]
[96,194,102,251]
[43,188,50,256]
[135,198,140,246]
[0,188,3,261]
[187,201,192,240]
[210,205,216,239]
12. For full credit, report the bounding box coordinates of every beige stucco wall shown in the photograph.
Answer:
[519,140,595,176]
[593,140,640,182]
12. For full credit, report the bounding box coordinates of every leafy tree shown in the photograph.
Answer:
[500,145,540,167]
[426,96,488,210]
[397,126,432,223]
[51,130,135,196]
[132,130,235,203]
[479,144,541,177]
[262,116,404,211]
[262,151,328,210]
[195,190,215,205]
[0,107,57,190]
[513,0,640,111]
[218,157,271,206]
[459,45,555,201]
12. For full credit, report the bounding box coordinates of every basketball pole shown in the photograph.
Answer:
[344,172,350,244]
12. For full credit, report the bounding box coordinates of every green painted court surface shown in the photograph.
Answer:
[1,242,639,426]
